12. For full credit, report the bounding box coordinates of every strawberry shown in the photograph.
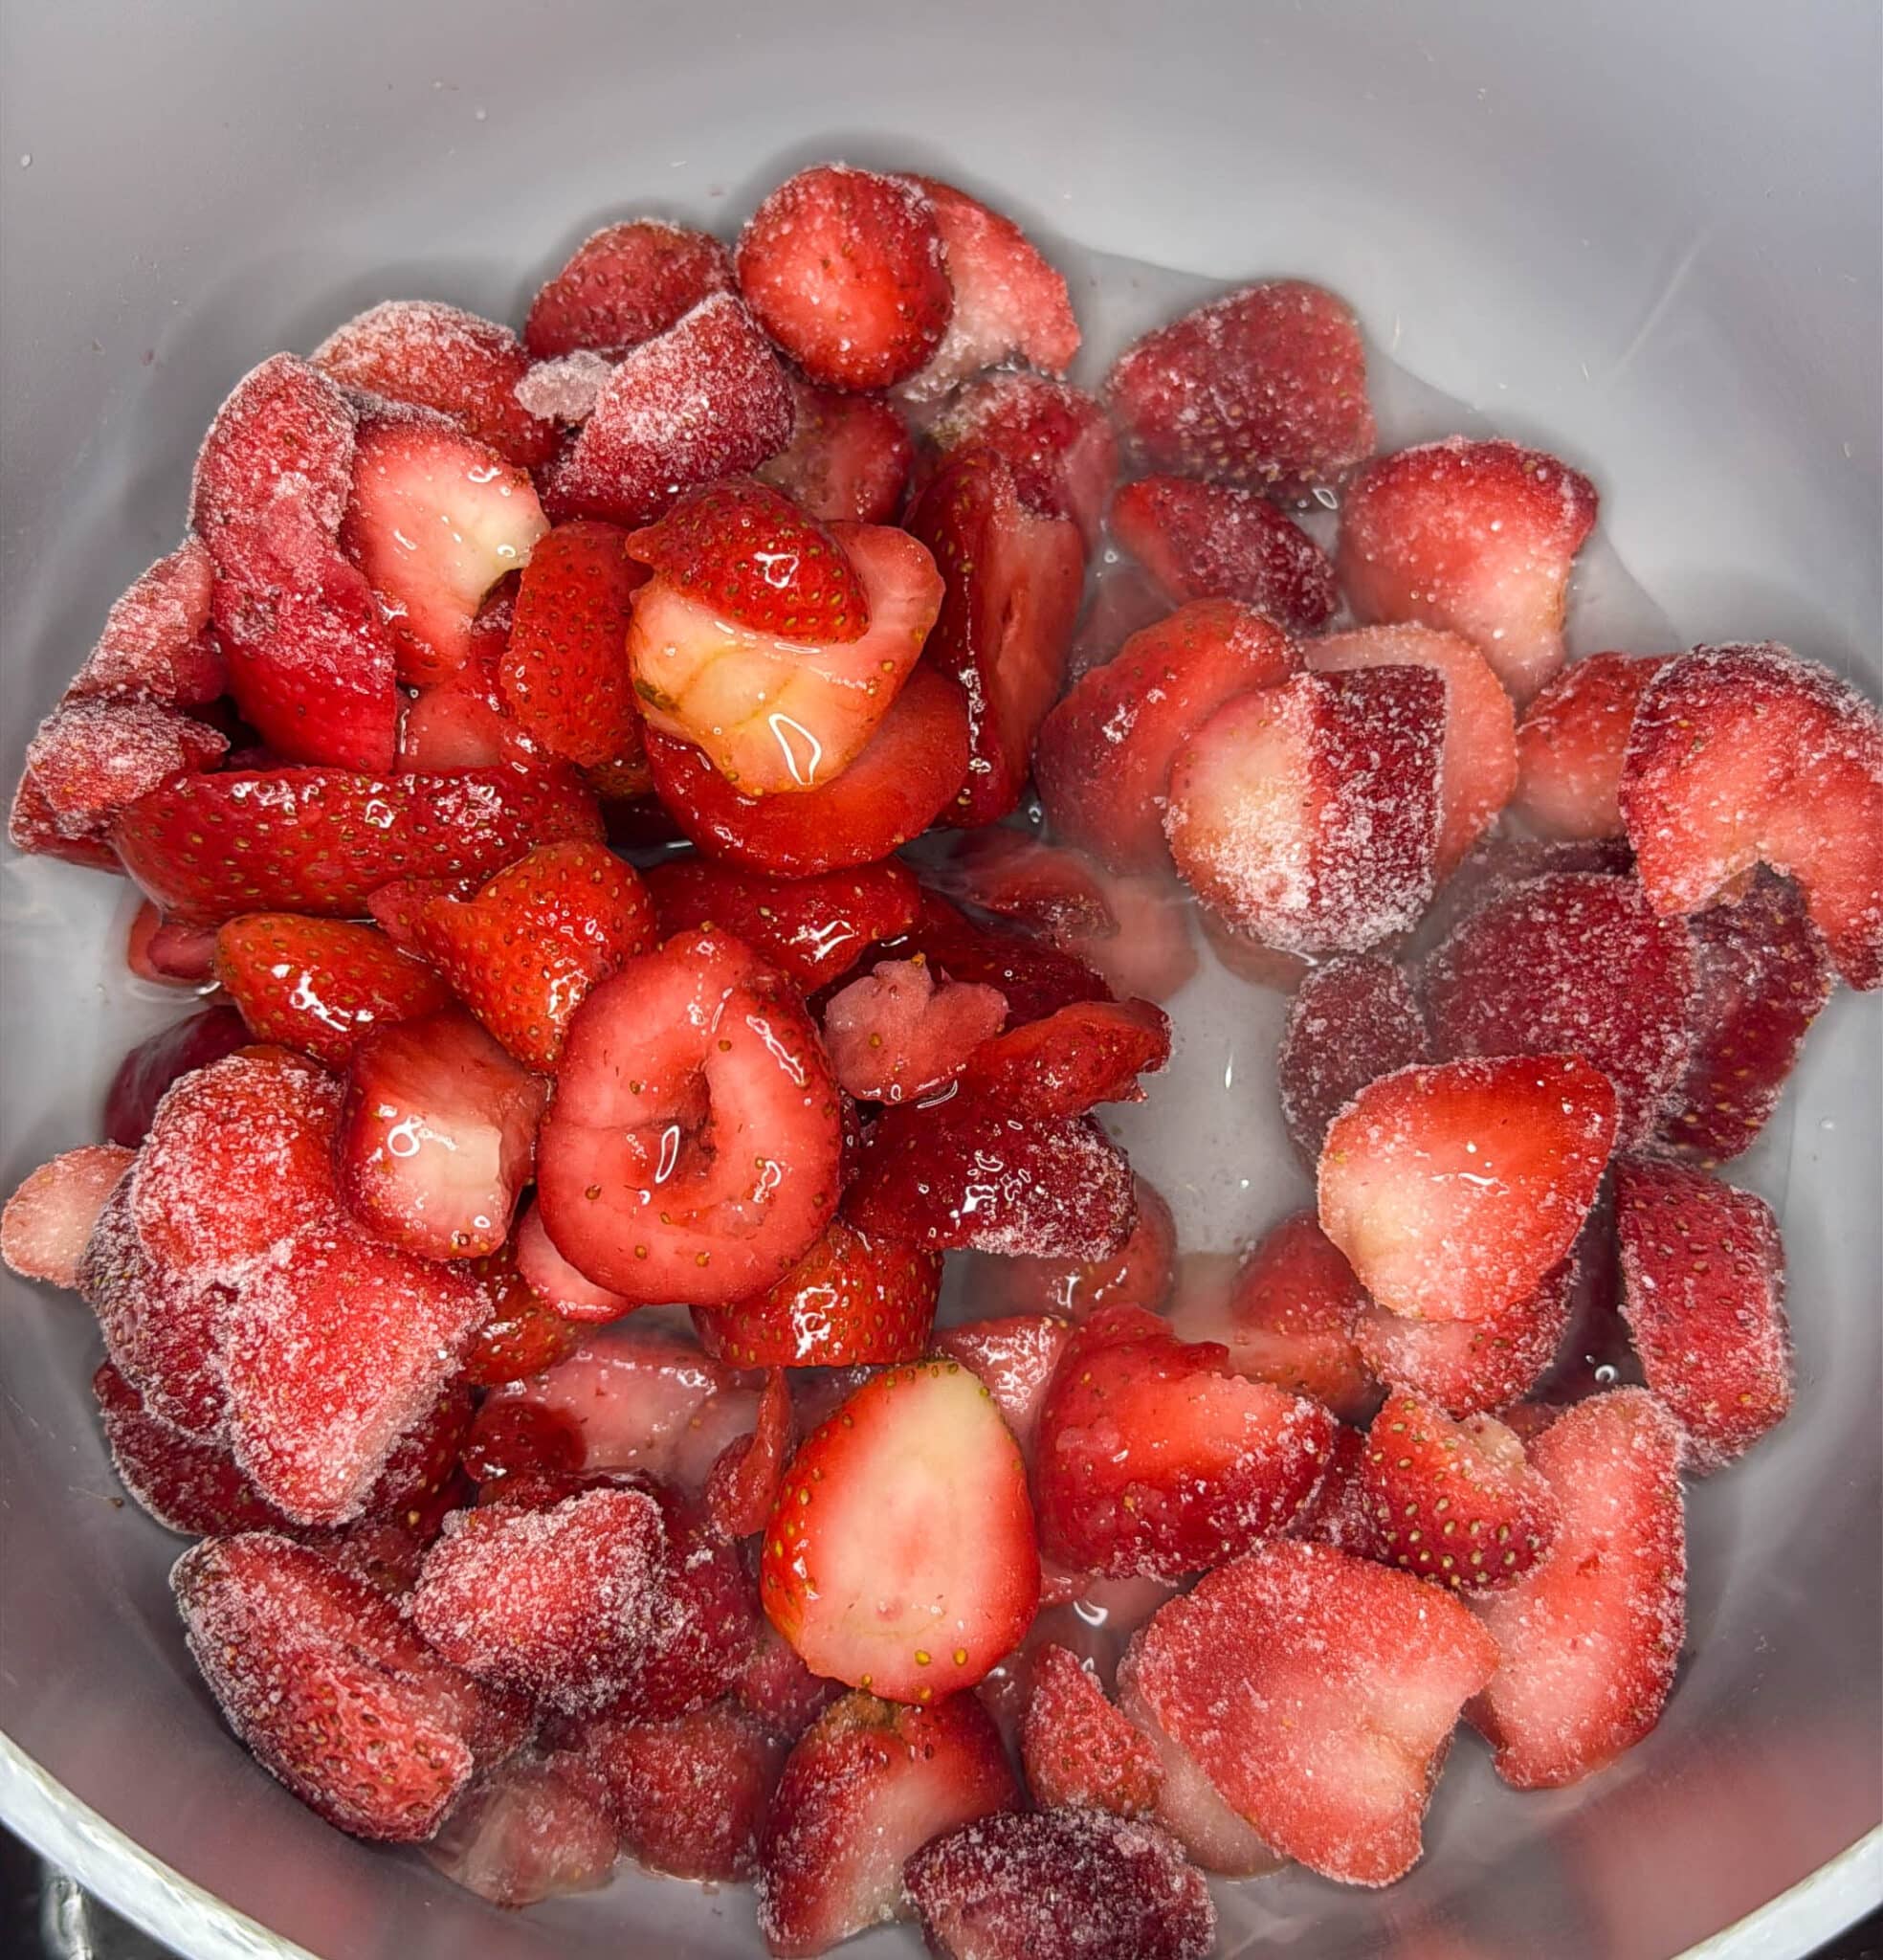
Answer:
[1125,1539,1497,1884]
[905,445,1084,826]
[644,662,969,876]
[707,1368,793,1538]
[512,1198,635,1323]
[312,299,558,468]
[757,1688,1017,1957]
[933,1314,1072,1460]
[94,1360,293,1536]
[983,1173,1176,1322]
[536,931,842,1304]
[1423,870,1699,1146]
[1020,1641,1163,1816]
[398,612,532,774]
[543,293,795,527]
[1409,832,1636,964]
[5,769,121,871]
[736,1618,847,1742]
[111,762,602,923]
[424,1757,619,1906]
[1620,642,1883,989]
[821,956,1008,1102]
[65,535,225,707]
[126,902,219,987]
[211,915,453,1069]
[101,1005,251,1148]
[956,997,1172,1118]
[1514,651,1674,840]
[364,876,466,951]
[737,165,952,390]
[2,1145,133,1288]
[759,378,914,524]
[1034,599,1300,875]
[1068,564,1169,683]
[1104,280,1374,499]
[523,217,736,360]
[1277,953,1431,1161]
[172,1531,530,1838]
[884,890,1112,1027]
[1612,1157,1791,1470]
[1111,475,1338,632]
[1338,437,1600,703]
[1468,1390,1686,1788]
[1196,909,1310,991]
[1319,1056,1618,1322]
[926,373,1118,545]
[692,1219,942,1370]
[1285,1420,1377,1555]
[1165,665,1447,954]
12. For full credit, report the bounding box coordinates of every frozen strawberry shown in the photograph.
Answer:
[94,1361,291,1535]
[1112,475,1338,632]
[926,374,1118,545]
[931,829,1116,942]
[65,536,225,707]
[1285,1421,1377,1555]
[985,1173,1177,1322]
[1620,642,1883,989]
[1105,280,1374,499]
[611,1485,761,1720]
[1277,954,1430,1161]
[173,1531,529,1839]
[1514,652,1673,840]
[934,1314,1072,1459]
[101,1004,252,1149]
[887,891,1112,1027]
[821,957,1008,1103]
[126,902,219,988]
[645,663,970,876]
[543,293,794,527]
[2,1145,133,1288]
[707,1369,793,1538]
[1338,437,1599,703]
[1321,1056,1617,1324]
[425,1757,619,1906]
[737,1618,847,1741]
[1424,871,1698,1145]
[537,932,842,1304]
[957,997,1171,1119]
[111,762,602,923]
[512,1198,635,1322]
[1612,1157,1790,1470]
[693,1219,942,1370]
[738,165,952,390]
[1036,1304,1337,1579]
[5,768,120,871]
[906,446,1084,825]
[497,518,650,770]
[1197,909,1312,991]
[512,349,614,425]
[524,217,736,360]
[758,1688,1016,1956]
[457,1247,582,1387]
[1408,831,1636,964]
[211,915,453,1069]
[1127,1539,1497,1885]
[759,378,914,524]
[1469,1390,1686,1788]
[1165,665,1446,954]
[313,300,558,468]
[1020,1642,1163,1816]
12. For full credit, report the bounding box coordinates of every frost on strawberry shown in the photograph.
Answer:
[1515,651,1673,840]
[1277,953,1430,1162]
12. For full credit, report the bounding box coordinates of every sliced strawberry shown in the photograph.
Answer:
[1319,1055,1618,1322]
[984,1173,1176,1322]
[1409,831,1636,964]
[365,875,465,950]
[537,931,842,1303]
[737,1617,848,1742]
[2,1145,133,1288]
[1035,599,1300,874]
[927,373,1118,545]
[111,762,602,923]
[424,1757,619,1906]
[886,890,1112,1027]
[5,768,121,871]
[1284,1421,1377,1555]
[543,292,794,527]
[933,1314,1072,1460]
[127,902,220,988]
[645,662,970,876]
[313,299,558,469]
[1165,665,1447,954]
[820,958,1008,1103]
[101,1005,252,1149]
[512,1198,635,1322]
[1424,870,1698,1145]
[1068,564,1169,683]
[65,535,225,706]
[1277,953,1430,1162]
[759,378,914,524]
[737,165,952,390]
[1126,1539,1497,1884]
[957,997,1171,1118]
[172,1531,529,1839]
[1020,1641,1163,1816]
[523,217,737,360]
[707,1369,793,1538]
[1338,437,1600,704]
[456,1252,575,1387]
[95,1360,291,1535]
[1104,280,1374,500]
[1112,475,1337,632]
[1620,642,1883,989]
[1514,652,1673,840]
[1468,1389,1686,1788]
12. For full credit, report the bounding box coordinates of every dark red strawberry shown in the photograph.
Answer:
[926,373,1118,545]
[94,1361,291,1535]
[1285,1421,1377,1555]
[736,1617,847,1742]
[932,1314,1072,1460]
[1514,652,1673,840]
[523,218,736,360]
[126,902,219,987]
[1020,1642,1163,1816]
[1276,954,1430,1161]
[821,957,1008,1103]
[706,1369,793,1539]
[884,891,1112,1028]
[2,1145,132,1289]
[759,378,914,523]
[956,998,1171,1118]
[985,1173,1176,1322]
[65,536,225,707]
[101,1005,252,1147]
[457,1244,583,1387]
[424,1757,620,1906]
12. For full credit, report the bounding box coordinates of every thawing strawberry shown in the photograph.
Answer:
[1284,1421,1377,1556]
[126,902,219,987]
[101,1005,252,1148]
[1020,1642,1163,1816]
[523,217,736,360]
[886,891,1112,1027]
[1338,437,1600,703]
[1104,280,1374,499]
[1318,1056,1618,1322]
[1619,642,1883,989]
[707,1369,794,1539]
[956,998,1171,1119]
[512,1199,635,1322]
[926,374,1118,545]
[456,1244,581,1387]
[94,1361,292,1535]
[933,1315,1071,1459]
[1276,953,1430,1161]
[65,535,225,707]
[1409,831,1636,963]
[983,1172,1176,1322]
[1514,652,1673,839]
[821,957,1008,1103]
[736,1618,847,1742]
[1,1145,133,1288]
[759,379,914,524]
[425,1758,620,1906]
[399,653,531,774]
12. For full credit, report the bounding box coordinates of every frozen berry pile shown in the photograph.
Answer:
[4,156,1880,1960]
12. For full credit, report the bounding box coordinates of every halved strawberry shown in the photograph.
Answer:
[1277,953,1430,1161]
[425,1757,619,1906]
[1338,437,1600,704]
[1112,475,1338,632]
[127,902,219,987]
[983,1172,1176,1322]
[1469,1389,1686,1788]
[757,1689,1018,1957]
[313,299,558,468]
[65,535,225,707]
[1104,280,1374,500]
[94,1360,292,1535]
[1035,599,1300,875]
[759,378,914,524]
[956,997,1171,1118]
[1284,1420,1377,1556]
[401,604,540,770]
[1020,1641,1163,1816]
[737,1618,848,1742]
[365,875,466,951]
[111,763,602,923]
[885,890,1111,1026]
[738,165,952,390]
[1126,1539,1497,1885]
[1408,831,1636,964]
[1035,1304,1337,1579]
[1423,870,1698,1145]
[523,217,737,361]
[821,957,1008,1103]
[1514,652,1673,839]
[512,1198,635,1322]
[933,1314,1072,1459]
[926,373,1117,545]
[707,1368,794,1538]
[457,1244,582,1386]
[172,1531,530,1839]
[1620,642,1883,989]
[101,1005,252,1149]
[5,769,119,871]
[536,931,842,1304]
[1319,1056,1618,1322]
[2,1144,133,1288]
[543,292,794,527]
[906,445,1085,825]
[1165,665,1447,954]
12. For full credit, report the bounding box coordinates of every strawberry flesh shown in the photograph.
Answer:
[65,535,225,708]
[821,957,1008,1103]
[984,1172,1176,1322]
[424,1757,620,1906]
[956,997,1172,1119]
[1019,1641,1163,1816]
[759,378,914,524]
[2,1145,133,1289]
